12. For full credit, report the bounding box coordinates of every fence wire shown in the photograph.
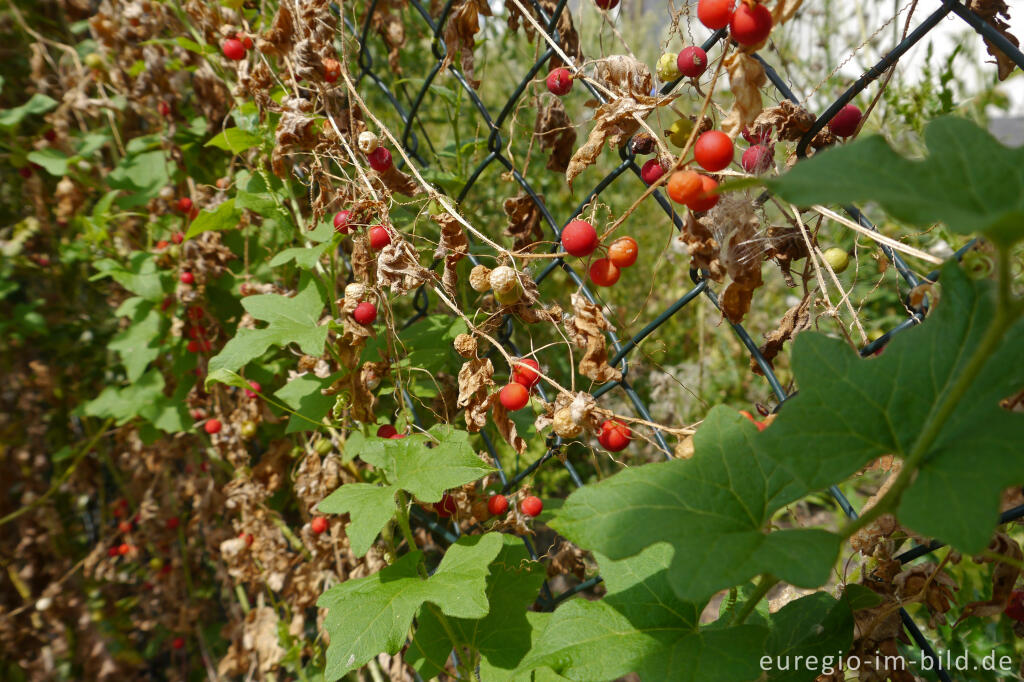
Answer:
[341,0,1024,678]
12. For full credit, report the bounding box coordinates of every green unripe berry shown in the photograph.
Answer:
[822,247,850,274]
[240,420,257,439]
[314,438,333,455]
[656,53,680,82]
[668,118,694,148]
[84,53,105,70]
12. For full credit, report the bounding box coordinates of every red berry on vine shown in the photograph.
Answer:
[118,520,133,534]
[310,516,328,535]
[156,240,169,250]
[561,219,598,257]
[166,517,180,530]
[221,38,246,61]
[689,175,720,212]
[487,494,509,516]
[171,231,184,244]
[520,495,543,517]
[176,197,192,213]
[44,129,58,142]
[367,147,392,172]
[18,166,32,179]
[512,358,541,390]
[697,0,734,29]
[667,170,703,206]
[204,419,222,435]
[180,271,194,285]
[244,381,261,398]
[546,68,573,96]
[828,104,862,138]
[187,340,201,353]
[108,546,119,557]
[172,637,185,651]
[595,0,619,7]
[333,209,353,234]
[607,236,638,268]
[368,225,391,250]
[741,144,774,174]
[741,126,770,145]
[187,305,204,320]
[435,494,458,518]
[694,131,734,172]
[158,101,171,118]
[499,383,530,411]
[240,532,254,547]
[118,543,132,556]
[1006,591,1024,622]
[323,58,341,83]
[730,2,773,45]
[598,419,632,452]
[237,33,254,50]
[377,424,399,438]
[640,159,665,186]
[676,46,708,79]
[353,301,377,325]
[589,258,620,287]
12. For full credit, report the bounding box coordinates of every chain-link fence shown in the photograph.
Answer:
[342,1,1024,678]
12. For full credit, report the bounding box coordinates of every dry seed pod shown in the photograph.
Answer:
[489,266,518,295]
[344,282,366,300]
[358,131,379,154]
[553,407,583,439]
[469,265,493,292]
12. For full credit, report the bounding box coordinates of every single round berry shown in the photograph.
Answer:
[333,209,353,234]
[240,532,254,547]
[108,546,119,557]
[589,258,620,287]
[204,419,222,435]
[676,46,709,79]
[688,175,720,212]
[512,358,541,390]
[487,494,509,516]
[176,197,193,213]
[656,52,680,82]
[243,381,261,399]
[594,0,619,8]
[694,131,734,172]
[156,240,169,250]
[741,144,774,174]
[561,219,598,257]
[608,237,638,268]
[353,301,378,325]
[18,166,32,179]
[598,419,632,452]
[367,147,393,172]
[221,38,246,61]
[668,118,695,147]
[171,231,184,244]
[166,517,180,530]
[377,424,399,438]
[499,383,530,411]
[1006,591,1024,622]
[730,2,773,45]
[118,543,132,556]
[310,516,328,535]
[172,637,185,651]
[697,0,734,29]
[520,495,543,517]
[822,247,850,274]
[546,68,573,96]
[180,271,194,285]
[187,340,201,353]
[323,58,341,83]
[118,520,133,534]
[667,170,703,205]
[368,225,391,250]
[828,104,862,138]
[237,34,254,50]
[640,159,666,186]
[435,494,458,518]
[741,126,770,145]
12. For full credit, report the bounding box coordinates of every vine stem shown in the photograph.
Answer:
[733,574,778,625]
[841,249,1022,540]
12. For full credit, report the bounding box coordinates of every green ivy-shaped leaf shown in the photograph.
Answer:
[549,408,840,604]
[184,198,242,239]
[757,263,1024,553]
[108,298,166,381]
[318,483,397,556]
[318,533,502,680]
[408,535,546,680]
[765,116,1024,246]
[209,279,327,374]
[762,592,855,682]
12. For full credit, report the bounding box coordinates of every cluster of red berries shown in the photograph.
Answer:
[221,33,253,61]
[498,358,542,411]
[740,126,775,174]
[557,220,640,288]
[698,0,773,46]
[334,208,394,251]
[438,492,543,519]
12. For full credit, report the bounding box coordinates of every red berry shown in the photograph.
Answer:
[310,516,328,534]
[640,159,665,185]
[176,197,192,213]
[698,0,734,29]
[589,258,620,287]
[368,225,391,250]
[741,126,770,144]
[187,305,204,320]
[730,2,773,45]
[561,219,598,257]
[323,58,341,83]
[18,166,32,179]
[595,0,619,8]
[828,104,862,138]
[172,637,185,651]
[221,38,246,61]
[353,301,378,325]
[333,209,353,234]
[499,383,530,411]
[667,170,703,206]
[741,144,774,174]
[118,543,132,556]
[598,419,632,452]
[166,517,180,530]
[1006,591,1024,622]
[237,33,253,50]
[694,131,734,172]
[158,101,171,118]
[118,520,133,534]
[607,237,638,268]
[171,231,184,244]
[520,495,543,517]
[487,494,509,516]
[180,271,194,285]
[676,46,708,79]
[108,546,119,557]
[204,419,222,435]
[688,175,720,212]
[44,129,58,142]
[376,424,399,438]
[240,532,254,547]
[156,240,169,250]
[187,340,201,353]
[244,381,261,399]
[512,358,541,389]
[546,68,573,96]
[435,494,458,518]
[367,147,392,172]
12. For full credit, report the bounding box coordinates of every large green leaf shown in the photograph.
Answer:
[108,300,165,381]
[517,545,768,681]
[408,536,546,680]
[209,280,327,373]
[83,369,166,424]
[317,483,397,557]
[205,127,263,154]
[273,371,338,433]
[762,592,855,682]
[90,252,167,300]
[27,148,72,176]
[184,198,242,239]
[549,408,839,604]
[107,150,171,207]
[318,533,503,680]
[757,264,1024,553]
[0,93,57,128]
[766,116,1024,246]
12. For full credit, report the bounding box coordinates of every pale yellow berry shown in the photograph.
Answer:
[822,247,850,274]
[552,408,583,439]
[358,131,379,155]
[469,265,493,292]
[657,52,680,82]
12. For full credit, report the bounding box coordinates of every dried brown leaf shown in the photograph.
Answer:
[753,293,811,373]
[969,0,1020,80]
[442,0,491,88]
[721,52,767,137]
[457,357,494,432]
[535,99,577,173]
[377,239,430,294]
[503,193,545,250]
[955,533,1022,623]
[566,292,622,383]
